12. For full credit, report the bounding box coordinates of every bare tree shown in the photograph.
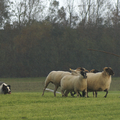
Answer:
[11,0,46,28]
[78,0,93,26]
[0,0,10,28]
[46,0,60,23]
[78,0,112,27]
[57,6,67,26]
[64,0,78,27]
[112,0,120,26]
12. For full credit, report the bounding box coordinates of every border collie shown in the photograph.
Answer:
[0,82,11,94]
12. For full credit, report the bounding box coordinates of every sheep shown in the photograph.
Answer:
[90,69,99,97]
[82,69,100,97]
[68,68,86,97]
[68,68,89,97]
[42,67,85,97]
[60,70,87,97]
[42,71,71,97]
[87,67,114,98]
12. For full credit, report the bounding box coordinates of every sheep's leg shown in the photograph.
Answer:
[104,89,108,98]
[78,91,82,97]
[70,91,75,97]
[82,91,85,97]
[42,88,45,96]
[93,91,97,97]
[93,92,95,97]
[76,91,80,97]
[87,92,89,97]
[84,90,87,98]
[61,89,65,97]
[54,86,58,97]
[82,90,87,97]
[65,90,69,97]
[42,81,50,96]
[95,91,97,97]
[70,91,82,97]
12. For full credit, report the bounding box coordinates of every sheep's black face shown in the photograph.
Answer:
[81,71,87,79]
[106,67,114,75]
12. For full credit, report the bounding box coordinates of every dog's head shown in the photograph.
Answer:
[2,83,11,94]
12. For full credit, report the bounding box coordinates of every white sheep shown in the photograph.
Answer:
[42,71,71,97]
[69,68,99,97]
[87,67,114,98]
[89,69,99,97]
[42,68,84,97]
[60,70,87,97]
[82,69,99,97]
[68,68,86,97]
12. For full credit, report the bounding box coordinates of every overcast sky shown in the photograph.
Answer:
[8,0,118,24]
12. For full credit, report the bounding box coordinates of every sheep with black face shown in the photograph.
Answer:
[60,70,87,97]
[87,67,114,98]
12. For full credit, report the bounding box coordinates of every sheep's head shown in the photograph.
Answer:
[90,69,99,73]
[76,67,85,71]
[80,71,87,79]
[104,67,114,75]
[69,68,80,75]
[76,67,89,73]
[70,67,88,77]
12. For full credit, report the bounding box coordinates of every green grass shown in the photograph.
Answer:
[0,77,120,120]
[1,77,120,92]
[0,92,120,120]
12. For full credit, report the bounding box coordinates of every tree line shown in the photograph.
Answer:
[0,0,120,77]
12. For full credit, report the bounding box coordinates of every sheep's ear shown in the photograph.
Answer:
[69,68,76,72]
[69,68,75,72]
[76,67,85,71]
[103,67,108,71]
[80,67,85,71]
[84,69,89,73]
[90,69,98,73]
[76,67,81,71]
[90,69,94,73]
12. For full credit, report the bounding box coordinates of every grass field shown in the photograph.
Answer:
[0,77,120,120]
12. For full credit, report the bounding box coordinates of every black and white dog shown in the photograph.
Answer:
[0,82,11,94]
